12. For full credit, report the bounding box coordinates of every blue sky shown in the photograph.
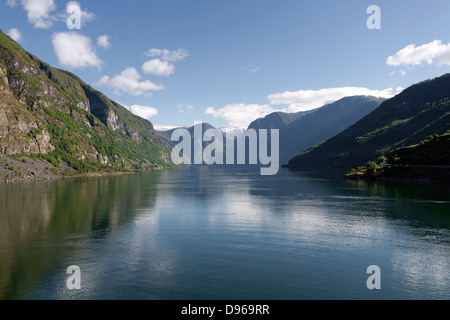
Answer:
[2,0,450,129]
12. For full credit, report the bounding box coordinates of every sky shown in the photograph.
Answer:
[2,0,450,129]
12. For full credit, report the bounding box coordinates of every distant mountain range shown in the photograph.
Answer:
[156,123,245,165]
[156,124,244,143]
[156,96,384,166]
[0,30,172,181]
[288,73,450,169]
[248,96,385,163]
[156,122,217,148]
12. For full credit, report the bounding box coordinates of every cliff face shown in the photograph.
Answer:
[0,30,172,178]
[0,65,53,154]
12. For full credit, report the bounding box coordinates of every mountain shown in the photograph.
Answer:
[248,109,317,131]
[248,96,385,163]
[0,30,171,181]
[218,126,245,136]
[288,74,450,169]
[156,122,240,164]
[153,125,180,132]
[156,123,217,148]
[157,123,265,167]
[156,96,383,167]
[344,132,450,182]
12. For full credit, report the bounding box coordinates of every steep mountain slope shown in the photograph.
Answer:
[344,132,450,182]
[249,96,384,163]
[0,30,171,180]
[387,132,450,166]
[248,109,317,131]
[288,74,450,169]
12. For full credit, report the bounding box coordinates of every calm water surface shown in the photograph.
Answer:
[0,167,449,300]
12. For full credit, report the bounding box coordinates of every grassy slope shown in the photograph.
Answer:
[0,30,171,180]
[344,132,450,182]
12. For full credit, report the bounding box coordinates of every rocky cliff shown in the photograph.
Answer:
[0,30,172,181]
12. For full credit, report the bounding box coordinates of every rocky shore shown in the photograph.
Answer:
[0,154,143,183]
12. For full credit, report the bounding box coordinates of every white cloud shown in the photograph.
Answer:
[206,86,404,128]
[97,35,111,49]
[142,58,175,77]
[387,40,450,68]
[52,32,103,69]
[6,0,18,8]
[242,64,260,73]
[205,103,275,129]
[178,104,194,114]
[268,87,399,113]
[145,48,189,62]
[141,49,188,77]
[122,104,158,120]
[96,67,164,96]
[21,0,56,29]
[16,1,95,29]
[6,28,22,42]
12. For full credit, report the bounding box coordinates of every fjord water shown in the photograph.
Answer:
[0,167,449,300]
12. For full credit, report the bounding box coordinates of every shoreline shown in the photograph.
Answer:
[343,174,442,184]
[343,166,450,183]
[1,169,135,184]
[0,153,171,184]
